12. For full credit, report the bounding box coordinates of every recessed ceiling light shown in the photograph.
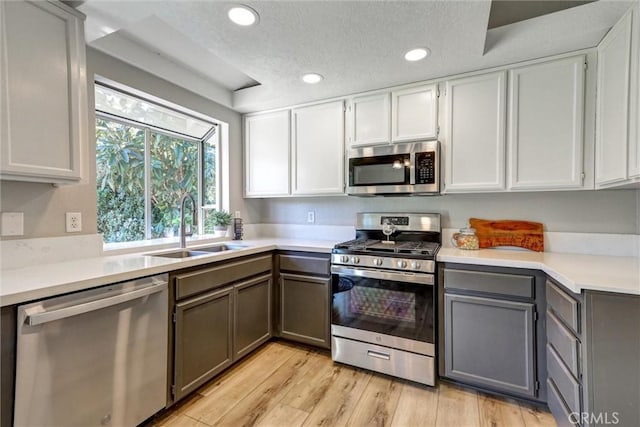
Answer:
[228,5,259,26]
[404,48,430,62]
[302,73,323,84]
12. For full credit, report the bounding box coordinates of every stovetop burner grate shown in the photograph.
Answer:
[334,239,440,256]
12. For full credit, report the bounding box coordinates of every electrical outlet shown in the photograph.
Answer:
[307,211,315,223]
[235,211,241,218]
[66,212,82,233]
[1,212,24,236]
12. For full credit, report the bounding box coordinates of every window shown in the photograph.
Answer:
[95,82,220,243]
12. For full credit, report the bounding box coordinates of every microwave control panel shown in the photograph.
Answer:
[415,152,436,184]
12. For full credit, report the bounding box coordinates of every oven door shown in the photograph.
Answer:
[331,265,434,356]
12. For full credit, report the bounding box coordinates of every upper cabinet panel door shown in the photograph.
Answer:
[595,9,632,186]
[347,92,390,148]
[391,84,438,142]
[507,55,586,190]
[444,71,507,193]
[0,1,86,184]
[629,2,640,178]
[291,101,345,195]
[631,3,640,179]
[244,110,290,197]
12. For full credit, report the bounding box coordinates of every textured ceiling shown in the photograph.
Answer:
[79,1,632,113]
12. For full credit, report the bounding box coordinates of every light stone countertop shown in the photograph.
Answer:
[2,238,639,307]
[0,238,335,307]
[437,247,640,295]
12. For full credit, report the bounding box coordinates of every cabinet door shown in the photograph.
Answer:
[444,293,537,397]
[0,1,85,184]
[244,110,290,197]
[391,84,438,142]
[233,273,272,360]
[174,286,233,401]
[347,92,390,147]
[279,273,330,349]
[596,9,632,186]
[291,101,345,195]
[444,71,506,192]
[508,55,586,190]
[631,3,640,179]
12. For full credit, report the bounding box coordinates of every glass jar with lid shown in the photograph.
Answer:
[451,226,480,250]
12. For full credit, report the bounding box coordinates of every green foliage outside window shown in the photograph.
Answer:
[96,119,145,242]
[96,117,217,243]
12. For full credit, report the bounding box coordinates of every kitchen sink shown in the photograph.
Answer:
[148,250,211,259]
[198,244,249,252]
[146,244,249,259]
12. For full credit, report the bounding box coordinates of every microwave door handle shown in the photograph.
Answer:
[409,152,416,185]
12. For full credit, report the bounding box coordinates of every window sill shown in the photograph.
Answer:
[103,234,231,256]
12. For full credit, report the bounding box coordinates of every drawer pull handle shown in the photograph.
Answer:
[367,350,391,360]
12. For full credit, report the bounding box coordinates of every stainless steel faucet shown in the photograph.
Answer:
[179,192,197,249]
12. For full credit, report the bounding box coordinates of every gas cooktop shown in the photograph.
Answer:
[333,239,440,257]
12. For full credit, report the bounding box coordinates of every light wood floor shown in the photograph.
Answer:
[149,340,557,427]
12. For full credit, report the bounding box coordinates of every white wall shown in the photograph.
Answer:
[258,190,639,234]
[0,47,262,239]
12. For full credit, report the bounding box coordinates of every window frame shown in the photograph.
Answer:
[96,107,219,242]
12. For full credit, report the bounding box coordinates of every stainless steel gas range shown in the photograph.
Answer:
[330,212,440,386]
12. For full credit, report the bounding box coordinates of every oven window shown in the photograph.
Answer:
[349,154,410,186]
[332,275,433,344]
[350,286,416,323]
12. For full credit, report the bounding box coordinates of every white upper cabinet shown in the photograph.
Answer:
[291,101,345,195]
[347,92,390,148]
[507,55,586,190]
[443,71,507,192]
[0,1,87,184]
[244,110,290,197]
[391,84,438,143]
[631,3,640,179]
[595,8,632,187]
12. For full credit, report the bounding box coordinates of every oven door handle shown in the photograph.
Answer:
[331,265,434,285]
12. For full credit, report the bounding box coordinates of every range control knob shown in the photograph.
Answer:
[350,256,360,264]
[411,261,421,269]
[397,260,408,268]
[340,255,349,263]
[373,258,383,266]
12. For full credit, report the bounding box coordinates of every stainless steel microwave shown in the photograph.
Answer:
[347,141,439,196]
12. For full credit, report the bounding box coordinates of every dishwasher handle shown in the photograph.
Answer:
[25,282,166,326]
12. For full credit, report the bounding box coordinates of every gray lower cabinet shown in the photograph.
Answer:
[170,254,272,404]
[439,263,547,402]
[444,293,537,397]
[174,286,233,401]
[276,252,331,349]
[280,273,331,348]
[1,306,16,427]
[234,274,272,359]
[546,279,640,427]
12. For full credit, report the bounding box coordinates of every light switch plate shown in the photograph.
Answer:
[1,212,24,236]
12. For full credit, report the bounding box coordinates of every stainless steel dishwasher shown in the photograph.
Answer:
[14,274,169,427]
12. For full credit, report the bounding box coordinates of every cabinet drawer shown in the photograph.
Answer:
[546,280,580,334]
[547,344,581,415]
[444,269,534,299]
[547,310,580,377]
[279,254,330,276]
[547,378,578,427]
[176,255,272,300]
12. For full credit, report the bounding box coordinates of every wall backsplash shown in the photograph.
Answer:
[258,189,639,234]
